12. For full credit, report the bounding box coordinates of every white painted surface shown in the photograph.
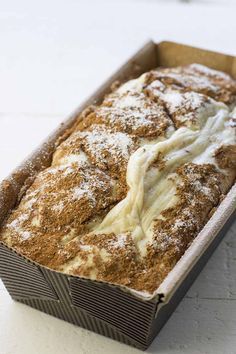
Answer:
[0,0,236,353]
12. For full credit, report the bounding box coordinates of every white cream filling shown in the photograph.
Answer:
[117,73,147,94]
[56,151,89,166]
[3,68,236,279]
[93,105,235,256]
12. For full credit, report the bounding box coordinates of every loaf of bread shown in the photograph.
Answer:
[1,63,236,295]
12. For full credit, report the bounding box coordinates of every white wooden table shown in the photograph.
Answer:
[0,1,236,353]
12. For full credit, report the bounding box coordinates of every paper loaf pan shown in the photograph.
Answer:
[0,41,236,350]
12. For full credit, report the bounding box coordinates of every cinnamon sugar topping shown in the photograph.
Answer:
[0,63,235,295]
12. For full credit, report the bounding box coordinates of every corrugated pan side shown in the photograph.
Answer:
[18,298,144,349]
[0,242,157,350]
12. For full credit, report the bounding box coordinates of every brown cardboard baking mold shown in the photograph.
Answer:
[0,41,236,350]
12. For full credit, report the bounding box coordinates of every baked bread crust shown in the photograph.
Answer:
[1,63,236,295]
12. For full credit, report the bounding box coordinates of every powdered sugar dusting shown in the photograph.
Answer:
[109,233,127,249]
[7,214,32,241]
[189,63,232,80]
[192,180,216,202]
[72,183,95,202]
[52,201,65,212]
[77,125,133,162]
[163,91,206,112]
[20,231,31,240]
[97,90,171,134]
[156,70,219,93]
